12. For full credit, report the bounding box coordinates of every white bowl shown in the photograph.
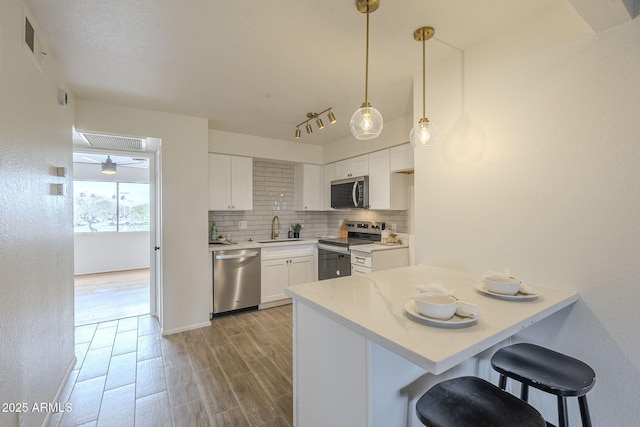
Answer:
[483,278,521,295]
[414,293,457,320]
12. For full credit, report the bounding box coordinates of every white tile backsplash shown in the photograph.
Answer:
[209,160,408,242]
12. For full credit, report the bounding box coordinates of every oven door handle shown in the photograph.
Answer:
[318,243,351,255]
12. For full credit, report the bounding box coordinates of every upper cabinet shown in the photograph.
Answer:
[368,149,410,210]
[389,143,414,172]
[208,154,253,211]
[294,164,323,211]
[335,154,369,179]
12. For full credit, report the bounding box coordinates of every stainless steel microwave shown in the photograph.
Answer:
[331,176,369,209]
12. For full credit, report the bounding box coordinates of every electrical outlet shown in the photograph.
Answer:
[391,223,397,231]
[239,220,247,230]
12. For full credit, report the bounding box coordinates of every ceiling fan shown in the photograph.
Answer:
[78,155,147,175]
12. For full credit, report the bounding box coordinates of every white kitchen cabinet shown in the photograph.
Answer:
[389,143,414,172]
[294,164,323,211]
[261,244,315,307]
[208,154,253,211]
[335,154,368,179]
[368,149,409,210]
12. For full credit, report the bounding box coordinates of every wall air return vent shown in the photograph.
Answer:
[80,132,147,152]
[23,8,44,72]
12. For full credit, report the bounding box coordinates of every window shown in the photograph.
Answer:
[74,181,150,232]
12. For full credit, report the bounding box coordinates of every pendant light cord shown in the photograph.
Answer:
[421,36,426,120]
[364,7,370,105]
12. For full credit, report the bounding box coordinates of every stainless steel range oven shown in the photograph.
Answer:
[317,220,384,280]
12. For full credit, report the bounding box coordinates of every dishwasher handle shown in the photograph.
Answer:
[215,250,260,260]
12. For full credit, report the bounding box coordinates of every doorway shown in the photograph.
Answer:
[72,133,162,326]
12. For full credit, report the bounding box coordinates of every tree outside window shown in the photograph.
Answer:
[74,181,149,232]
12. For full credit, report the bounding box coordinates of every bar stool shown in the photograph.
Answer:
[415,376,546,427]
[491,343,596,427]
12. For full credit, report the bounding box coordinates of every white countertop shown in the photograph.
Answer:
[209,238,318,251]
[285,264,578,374]
[350,242,409,253]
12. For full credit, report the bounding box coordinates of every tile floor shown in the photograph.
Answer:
[50,305,293,427]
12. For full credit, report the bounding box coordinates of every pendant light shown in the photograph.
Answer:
[410,26,439,148]
[350,0,383,140]
[101,155,117,174]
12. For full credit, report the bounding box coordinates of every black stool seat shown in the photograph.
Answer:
[415,376,546,427]
[491,343,596,427]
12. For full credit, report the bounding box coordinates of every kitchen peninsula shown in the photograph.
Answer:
[285,264,578,427]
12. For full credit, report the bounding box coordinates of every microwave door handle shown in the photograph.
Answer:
[352,181,358,207]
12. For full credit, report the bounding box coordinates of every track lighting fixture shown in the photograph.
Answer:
[351,0,383,140]
[294,107,337,139]
[410,26,439,148]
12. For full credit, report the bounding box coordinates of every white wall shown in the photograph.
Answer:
[209,129,323,163]
[75,100,210,335]
[74,232,150,275]
[414,5,639,426]
[0,2,75,426]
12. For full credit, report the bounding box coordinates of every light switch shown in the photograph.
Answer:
[52,183,67,196]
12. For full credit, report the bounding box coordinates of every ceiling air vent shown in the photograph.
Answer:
[80,132,146,152]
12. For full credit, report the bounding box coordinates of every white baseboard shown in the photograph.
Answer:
[161,321,212,336]
[259,298,292,310]
[42,355,76,427]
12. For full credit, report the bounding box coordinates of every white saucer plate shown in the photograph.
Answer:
[473,282,538,300]
[404,301,479,328]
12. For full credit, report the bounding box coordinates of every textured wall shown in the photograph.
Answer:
[0,2,75,426]
[414,9,640,426]
[210,160,409,242]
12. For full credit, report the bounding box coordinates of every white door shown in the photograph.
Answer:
[150,144,162,321]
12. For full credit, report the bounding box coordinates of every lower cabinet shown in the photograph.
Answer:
[261,244,315,306]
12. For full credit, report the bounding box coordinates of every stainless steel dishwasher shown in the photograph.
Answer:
[212,248,261,316]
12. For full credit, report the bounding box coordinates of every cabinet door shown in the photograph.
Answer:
[368,150,391,210]
[288,256,314,286]
[390,143,414,172]
[294,164,323,211]
[350,154,369,177]
[335,155,369,179]
[231,156,253,210]
[261,259,289,303]
[208,154,232,210]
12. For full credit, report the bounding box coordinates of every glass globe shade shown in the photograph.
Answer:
[350,106,383,140]
[410,119,439,148]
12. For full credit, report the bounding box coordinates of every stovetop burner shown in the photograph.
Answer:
[318,220,385,248]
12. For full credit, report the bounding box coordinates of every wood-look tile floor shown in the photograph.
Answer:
[51,305,293,427]
[75,269,150,326]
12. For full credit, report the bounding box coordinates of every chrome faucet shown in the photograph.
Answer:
[271,216,280,240]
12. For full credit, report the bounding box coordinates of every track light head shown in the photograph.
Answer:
[316,117,325,129]
[295,127,301,138]
[306,123,313,134]
[328,110,337,124]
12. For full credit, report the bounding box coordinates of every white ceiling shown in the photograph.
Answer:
[23,0,631,146]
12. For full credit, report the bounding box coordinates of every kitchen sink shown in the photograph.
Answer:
[257,238,302,244]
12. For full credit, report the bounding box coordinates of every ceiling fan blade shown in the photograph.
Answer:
[79,156,101,163]
[118,158,148,166]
